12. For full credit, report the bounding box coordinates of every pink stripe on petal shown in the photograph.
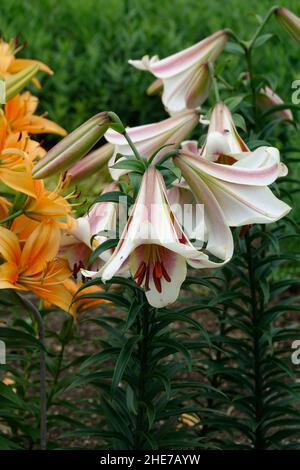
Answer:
[179,149,281,186]
[151,31,227,78]
[105,110,197,145]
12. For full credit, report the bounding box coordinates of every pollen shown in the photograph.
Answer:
[133,245,171,293]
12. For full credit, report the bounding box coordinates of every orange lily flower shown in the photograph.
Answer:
[0,131,44,198]
[0,38,53,82]
[0,148,37,198]
[23,179,75,226]
[0,222,75,315]
[5,92,67,136]
[0,111,46,198]
[12,179,76,242]
[0,196,12,219]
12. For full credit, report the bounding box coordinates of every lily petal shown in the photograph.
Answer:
[20,222,61,275]
[130,245,187,308]
[178,146,284,186]
[105,110,199,180]
[201,102,249,160]
[129,31,227,114]
[90,167,230,307]
[0,227,21,264]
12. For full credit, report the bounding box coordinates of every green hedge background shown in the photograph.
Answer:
[1,0,299,131]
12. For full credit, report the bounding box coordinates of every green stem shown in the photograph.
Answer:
[134,292,151,449]
[248,6,278,50]
[0,208,23,225]
[228,7,278,128]
[245,48,257,125]
[108,110,144,162]
[17,294,47,450]
[47,319,72,407]
[47,344,65,407]
[245,233,264,450]
[225,28,247,51]
[123,131,144,162]
[208,62,220,103]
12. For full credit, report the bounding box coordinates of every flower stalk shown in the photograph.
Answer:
[16,294,47,450]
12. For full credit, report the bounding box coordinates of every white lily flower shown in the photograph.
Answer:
[85,167,231,308]
[105,110,199,180]
[200,102,249,162]
[175,146,291,259]
[129,30,227,115]
[60,183,119,276]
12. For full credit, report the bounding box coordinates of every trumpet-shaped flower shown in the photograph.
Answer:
[0,222,75,315]
[175,146,291,259]
[257,87,293,122]
[129,30,227,114]
[85,167,231,308]
[105,110,199,180]
[5,92,67,136]
[200,102,249,162]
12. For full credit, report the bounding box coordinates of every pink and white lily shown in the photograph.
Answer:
[175,146,291,259]
[105,110,199,180]
[86,167,231,308]
[60,183,119,277]
[275,7,300,44]
[129,30,227,115]
[200,102,249,162]
[257,86,293,122]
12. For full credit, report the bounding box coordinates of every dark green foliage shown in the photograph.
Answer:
[0,0,299,132]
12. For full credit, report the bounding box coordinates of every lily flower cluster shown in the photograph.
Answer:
[1,7,298,311]
[0,38,108,316]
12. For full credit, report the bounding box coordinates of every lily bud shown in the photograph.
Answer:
[66,143,114,183]
[147,78,163,96]
[257,86,293,121]
[5,64,39,101]
[275,7,300,43]
[32,112,112,178]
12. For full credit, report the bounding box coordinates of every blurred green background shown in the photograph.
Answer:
[1,0,299,131]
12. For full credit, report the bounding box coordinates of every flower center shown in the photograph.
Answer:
[133,245,171,293]
[73,260,85,280]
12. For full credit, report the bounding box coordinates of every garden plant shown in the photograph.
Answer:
[0,3,300,453]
